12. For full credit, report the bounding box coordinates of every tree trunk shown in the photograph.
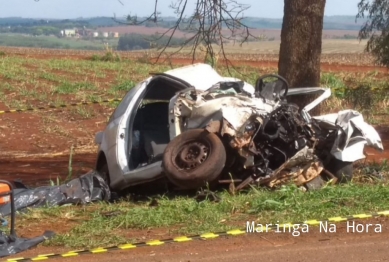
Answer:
[278,0,326,115]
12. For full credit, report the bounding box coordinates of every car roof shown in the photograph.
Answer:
[162,63,331,96]
[163,63,231,91]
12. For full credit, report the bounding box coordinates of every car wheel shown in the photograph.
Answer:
[162,129,226,189]
[97,163,110,186]
[327,158,354,183]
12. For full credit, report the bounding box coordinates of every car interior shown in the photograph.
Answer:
[129,76,188,169]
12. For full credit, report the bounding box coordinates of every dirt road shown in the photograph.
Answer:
[6,218,389,262]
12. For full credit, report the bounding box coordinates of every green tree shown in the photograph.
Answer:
[357,0,389,66]
[33,28,44,36]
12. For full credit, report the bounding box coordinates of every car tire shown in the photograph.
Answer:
[97,163,110,186]
[162,129,226,189]
[327,158,354,183]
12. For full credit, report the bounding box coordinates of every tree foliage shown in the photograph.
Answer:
[357,0,389,66]
[117,34,187,51]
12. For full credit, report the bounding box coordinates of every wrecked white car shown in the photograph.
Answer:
[94,63,384,192]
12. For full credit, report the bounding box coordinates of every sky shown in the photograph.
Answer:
[0,0,360,19]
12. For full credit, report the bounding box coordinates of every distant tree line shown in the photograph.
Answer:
[0,34,104,50]
[117,33,188,51]
[0,18,90,28]
[0,20,93,36]
[0,26,60,36]
[0,16,369,32]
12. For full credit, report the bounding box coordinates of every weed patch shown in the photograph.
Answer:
[90,43,121,62]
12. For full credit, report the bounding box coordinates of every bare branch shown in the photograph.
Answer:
[119,0,257,74]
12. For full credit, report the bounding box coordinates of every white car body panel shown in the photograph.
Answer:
[312,110,384,162]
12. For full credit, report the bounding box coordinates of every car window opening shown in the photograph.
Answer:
[130,76,187,170]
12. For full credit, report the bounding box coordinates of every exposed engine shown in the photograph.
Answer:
[226,102,318,181]
[253,104,315,171]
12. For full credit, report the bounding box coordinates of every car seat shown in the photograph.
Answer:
[138,102,170,164]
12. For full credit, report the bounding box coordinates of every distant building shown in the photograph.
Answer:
[64,29,76,37]
[93,32,99,37]
[102,32,109,38]
[113,32,119,38]
[77,29,88,37]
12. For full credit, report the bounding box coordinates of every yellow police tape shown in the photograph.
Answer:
[6,210,389,262]
[0,99,122,115]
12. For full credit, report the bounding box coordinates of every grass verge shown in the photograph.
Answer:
[14,162,389,249]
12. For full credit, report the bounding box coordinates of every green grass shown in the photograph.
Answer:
[71,106,96,119]
[321,73,348,98]
[90,51,121,62]
[112,80,136,91]
[1,55,388,120]
[0,54,388,121]
[13,162,389,249]
[54,81,97,94]
[0,56,164,118]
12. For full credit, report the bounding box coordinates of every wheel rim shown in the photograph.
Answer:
[174,140,210,170]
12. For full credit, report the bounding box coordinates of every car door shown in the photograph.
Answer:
[115,79,151,174]
[120,74,192,187]
[101,79,150,190]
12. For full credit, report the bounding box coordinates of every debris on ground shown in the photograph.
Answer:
[258,147,324,188]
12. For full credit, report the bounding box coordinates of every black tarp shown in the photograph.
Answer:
[0,170,110,258]
[0,170,111,217]
[0,230,55,258]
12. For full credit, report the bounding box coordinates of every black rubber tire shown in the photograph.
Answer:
[162,129,226,189]
[97,163,111,186]
[327,158,354,183]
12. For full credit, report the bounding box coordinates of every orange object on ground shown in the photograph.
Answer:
[0,183,11,205]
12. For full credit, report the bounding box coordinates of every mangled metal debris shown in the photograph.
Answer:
[259,147,324,188]
[162,70,384,191]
